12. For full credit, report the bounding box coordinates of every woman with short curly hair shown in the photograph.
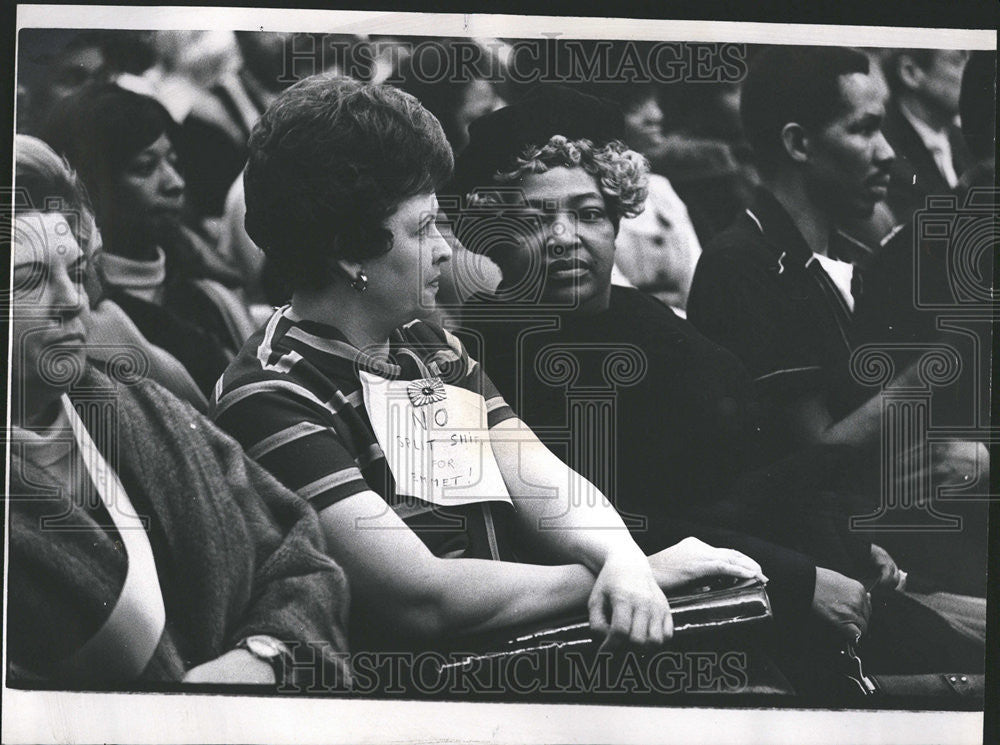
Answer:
[451,86,651,311]
[493,135,649,221]
[455,85,895,677]
[213,74,762,655]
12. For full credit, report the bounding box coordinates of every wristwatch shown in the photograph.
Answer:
[236,635,292,686]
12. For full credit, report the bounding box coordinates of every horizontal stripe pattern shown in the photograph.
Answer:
[210,311,517,558]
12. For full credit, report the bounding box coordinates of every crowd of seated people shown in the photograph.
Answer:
[9,30,992,700]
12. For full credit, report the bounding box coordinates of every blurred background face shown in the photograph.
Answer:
[11,212,92,401]
[112,133,185,247]
[495,166,617,313]
[22,40,106,133]
[452,79,506,152]
[235,31,297,91]
[48,44,105,105]
[914,49,969,120]
[623,95,667,156]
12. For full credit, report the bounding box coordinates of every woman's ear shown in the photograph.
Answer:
[780,122,810,165]
[331,257,363,285]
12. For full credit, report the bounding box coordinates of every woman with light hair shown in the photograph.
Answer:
[8,134,350,688]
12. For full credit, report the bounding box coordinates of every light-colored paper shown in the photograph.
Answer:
[360,371,512,507]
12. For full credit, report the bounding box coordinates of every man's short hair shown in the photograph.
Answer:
[740,46,870,176]
[244,73,453,292]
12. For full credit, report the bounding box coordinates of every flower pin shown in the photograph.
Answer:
[407,377,446,407]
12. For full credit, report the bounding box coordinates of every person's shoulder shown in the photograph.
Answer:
[610,288,726,347]
[610,285,682,320]
[609,289,750,378]
[80,359,201,426]
[696,226,772,288]
[873,222,914,266]
[213,315,329,402]
[702,216,769,263]
[399,319,474,372]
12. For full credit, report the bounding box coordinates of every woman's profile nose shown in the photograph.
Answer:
[432,231,453,263]
[161,161,186,195]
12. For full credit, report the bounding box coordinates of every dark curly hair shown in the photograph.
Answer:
[244,74,454,292]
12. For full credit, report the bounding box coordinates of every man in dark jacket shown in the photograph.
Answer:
[879,48,971,227]
[688,46,988,598]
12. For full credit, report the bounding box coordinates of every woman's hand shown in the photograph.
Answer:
[648,537,767,592]
[930,440,989,486]
[182,649,276,685]
[588,548,673,650]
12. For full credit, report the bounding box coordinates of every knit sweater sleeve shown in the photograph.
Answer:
[220,439,354,689]
[134,381,354,689]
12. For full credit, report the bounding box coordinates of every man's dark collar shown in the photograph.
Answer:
[746,187,874,267]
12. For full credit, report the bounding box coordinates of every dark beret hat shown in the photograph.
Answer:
[450,84,624,199]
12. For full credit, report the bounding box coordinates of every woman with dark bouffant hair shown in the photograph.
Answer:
[212,73,763,655]
[43,83,255,394]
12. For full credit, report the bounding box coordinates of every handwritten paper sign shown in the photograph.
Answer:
[360,372,512,507]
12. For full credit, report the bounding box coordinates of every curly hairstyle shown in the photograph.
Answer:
[243,73,454,292]
[480,135,648,224]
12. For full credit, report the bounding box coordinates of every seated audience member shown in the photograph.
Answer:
[880,48,971,226]
[8,135,351,689]
[851,51,995,596]
[395,39,507,156]
[450,83,985,692]
[179,31,293,219]
[16,29,108,135]
[687,46,988,597]
[43,84,256,394]
[652,76,758,246]
[113,30,242,124]
[211,74,767,660]
[857,50,996,351]
[583,83,703,316]
[16,136,207,410]
[180,31,372,219]
[394,39,508,315]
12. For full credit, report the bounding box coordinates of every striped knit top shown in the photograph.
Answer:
[210,306,519,561]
